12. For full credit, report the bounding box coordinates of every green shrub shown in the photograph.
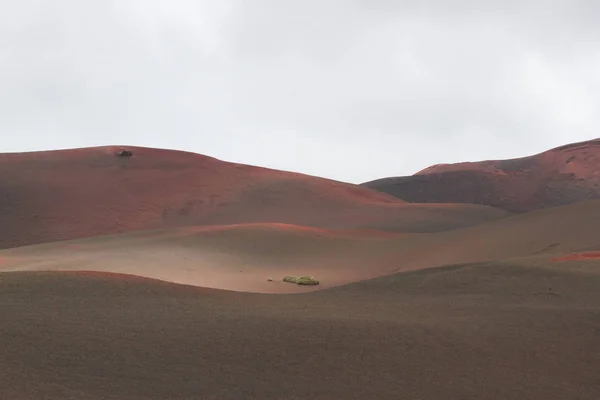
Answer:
[282,276,319,285]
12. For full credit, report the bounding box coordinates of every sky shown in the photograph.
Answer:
[1,1,599,183]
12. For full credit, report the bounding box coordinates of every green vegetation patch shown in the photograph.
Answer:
[282,276,320,285]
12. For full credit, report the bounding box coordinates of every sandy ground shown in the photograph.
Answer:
[2,200,600,293]
[0,260,598,400]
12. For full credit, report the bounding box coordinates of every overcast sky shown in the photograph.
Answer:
[1,1,599,183]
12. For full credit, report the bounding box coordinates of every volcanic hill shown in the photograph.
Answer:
[362,138,600,213]
[0,145,509,249]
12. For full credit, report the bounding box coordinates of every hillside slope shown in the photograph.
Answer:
[363,138,600,212]
[0,145,509,249]
[3,200,600,293]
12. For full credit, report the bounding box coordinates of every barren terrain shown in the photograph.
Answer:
[0,146,508,249]
[363,138,600,212]
[1,141,599,399]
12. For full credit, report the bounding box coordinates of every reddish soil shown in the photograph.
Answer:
[362,138,600,213]
[0,146,509,249]
[551,251,600,262]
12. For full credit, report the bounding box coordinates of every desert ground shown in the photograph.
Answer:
[1,141,599,399]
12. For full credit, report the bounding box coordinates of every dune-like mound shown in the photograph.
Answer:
[1,260,598,399]
[363,138,600,213]
[3,200,600,294]
[0,145,510,249]
[0,223,408,293]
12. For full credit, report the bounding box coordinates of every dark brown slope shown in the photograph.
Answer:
[363,138,600,213]
[1,263,598,400]
[0,146,509,249]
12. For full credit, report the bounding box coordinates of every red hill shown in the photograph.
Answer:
[0,146,508,249]
[362,139,600,213]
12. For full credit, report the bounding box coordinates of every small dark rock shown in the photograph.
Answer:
[117,150,133,157]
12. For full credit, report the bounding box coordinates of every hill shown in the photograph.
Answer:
[0,145,509,249]
[362,138,600,212]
